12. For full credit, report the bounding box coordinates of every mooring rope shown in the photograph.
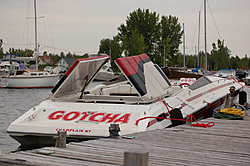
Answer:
[136,113,215,128]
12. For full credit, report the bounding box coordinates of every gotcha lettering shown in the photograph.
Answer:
[48,111,131,124]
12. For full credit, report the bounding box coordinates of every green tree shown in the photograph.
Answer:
[43,51,48,56]
[160,15,183,64]
[98,38,111,55]
[82,53,89,58]
[110,35,122,72]
[98,36,123,72]
[248,55,250,69]
[229,56,240,69]
[117,8,160,61]
[210,39,231,70]
[238,55,248,69]
[159,37,171,67]
[122,28,146,56]
[60,52,65,57]
[117,8,183,66]
[66,52,73,58]
[0,39,3,59]
[50,54,61,63]
[7,48,33,57]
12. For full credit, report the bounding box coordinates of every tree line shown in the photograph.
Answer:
[1,8,249,71]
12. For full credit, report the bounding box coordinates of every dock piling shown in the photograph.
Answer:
[53,131,67,148]
[124,151,148,166]
[186,114,192,125]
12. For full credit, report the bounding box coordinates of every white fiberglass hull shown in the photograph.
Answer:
[7,76,244,148]
[1,75,60,88]
[7,99,172,148]
[6,54,245,150]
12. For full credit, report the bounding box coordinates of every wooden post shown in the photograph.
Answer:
[186,114,192,125]
[244,102,249,116]
[124,151,148,166]
[53,131,67,148]
[109,124,120,139]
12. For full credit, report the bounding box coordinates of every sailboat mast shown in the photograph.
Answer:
[198,11,200,67]
[183,23,185,71]
[34,0,38,52]
[204,0,207,74]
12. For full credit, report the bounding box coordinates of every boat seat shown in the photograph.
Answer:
[87,84,106,95]
[167,86,181,95]
[102,84,138,96]
[115,54,176,101]
[141,63,172,101]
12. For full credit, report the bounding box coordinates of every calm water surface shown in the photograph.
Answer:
[0,81,103,154]
[0,83,249,154]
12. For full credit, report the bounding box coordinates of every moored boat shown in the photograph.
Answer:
[0,61,19,77]
[214,69,236,78]
[7,54,245,149]
[0,69,60,89]
[94,61,115,81]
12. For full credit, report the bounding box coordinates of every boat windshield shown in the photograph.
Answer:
[189,76,212,90]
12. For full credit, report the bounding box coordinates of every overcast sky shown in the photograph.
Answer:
[0,0,249,58]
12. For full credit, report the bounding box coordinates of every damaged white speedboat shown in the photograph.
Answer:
[7,54,245,149]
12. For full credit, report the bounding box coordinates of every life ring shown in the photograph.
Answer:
[0,78,9,87]
[179,82,190,87]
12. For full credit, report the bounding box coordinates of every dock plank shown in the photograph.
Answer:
[1,111,250,166]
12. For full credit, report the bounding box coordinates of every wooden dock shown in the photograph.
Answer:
[1,111,250,166]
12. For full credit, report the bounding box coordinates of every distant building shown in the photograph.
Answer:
[38,56,54,65]
[2,54,19,61]
[56,57,75,68]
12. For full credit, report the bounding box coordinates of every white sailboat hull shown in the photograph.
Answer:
[1,74,60,88]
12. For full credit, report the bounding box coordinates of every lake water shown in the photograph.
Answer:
[0,82,249,154]
[0,81,103,154]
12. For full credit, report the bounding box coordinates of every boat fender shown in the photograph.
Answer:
[170,108,185,126]
[239,91,247,105]
[157,113,167,122]
[204,108,214,118]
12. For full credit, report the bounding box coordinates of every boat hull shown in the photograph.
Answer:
[6,54,246,150]
[7,99,173,149]
[162,67,203,80]
[8,132,97,150]
[1,75,60,88]
[7,86,242,149]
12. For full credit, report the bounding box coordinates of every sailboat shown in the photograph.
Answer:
[0,0,60,88]
[163,0,212,84]
[162,23,203,85]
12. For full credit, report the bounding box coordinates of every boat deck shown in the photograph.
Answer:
[1,110,250,166]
